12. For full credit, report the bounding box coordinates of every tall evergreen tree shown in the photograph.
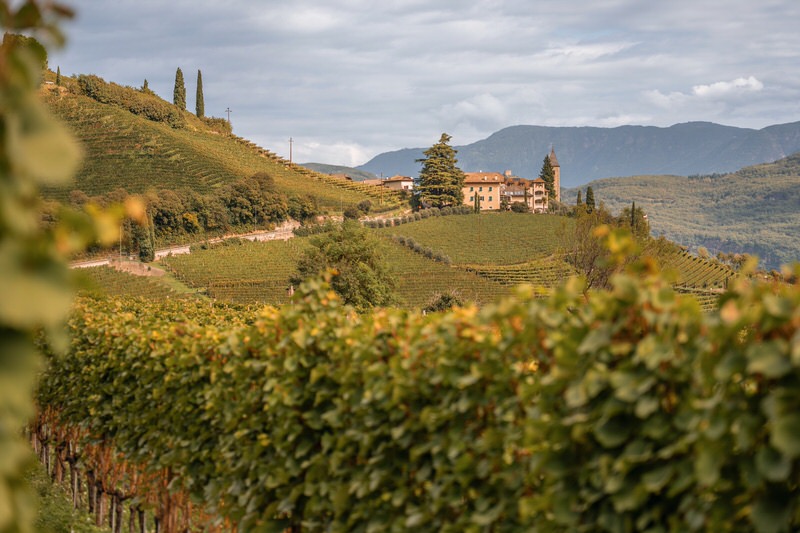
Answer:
[585,186,596,213]
[539,155,556,199]
[415,133,465,208]
[195,69,204,118]
[576,190,582,205]
[55,65,61,86]
[173,67,186,109]
[630,201,636,229]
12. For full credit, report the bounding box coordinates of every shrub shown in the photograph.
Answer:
[77,74,186,128]
[343,205,361,220]
[357,199,372,214]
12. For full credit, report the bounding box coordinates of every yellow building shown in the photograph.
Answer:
[501,174,549,213]
[463,172,504,211]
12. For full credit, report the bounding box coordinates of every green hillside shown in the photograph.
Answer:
[573,152,800,269]
[377,212,574,265]
[160,234,509,308]
[39,75,403,211]
[73,265,197,300]
[155,213,730,310]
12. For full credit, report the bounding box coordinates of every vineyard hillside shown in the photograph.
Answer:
[156,213,732,310]
[159,234,511,308]
[377,212,574,265]
[570,152,800,270]
[39,74,403,211]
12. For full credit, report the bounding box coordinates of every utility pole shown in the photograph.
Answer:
[289,137,293,164]
[225,107,232,124]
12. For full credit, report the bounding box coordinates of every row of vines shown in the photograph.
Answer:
[37,261,800,532]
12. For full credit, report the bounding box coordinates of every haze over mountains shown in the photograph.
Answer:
[357,121,800,187]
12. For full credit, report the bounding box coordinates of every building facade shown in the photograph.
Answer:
[382,175,414,191]
[462,172,504,211]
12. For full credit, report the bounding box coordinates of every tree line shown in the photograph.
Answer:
[58,173,319,261]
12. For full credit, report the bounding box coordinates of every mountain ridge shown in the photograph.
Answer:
[357,121,800,187]
[568,152,800,270]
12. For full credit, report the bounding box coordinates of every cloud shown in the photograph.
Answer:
[438,93,509,132]
[643,76,765,112]
[51,1,800,165]
[692,76,764,97]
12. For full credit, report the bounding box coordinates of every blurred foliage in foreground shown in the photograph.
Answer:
[36,231,800,531]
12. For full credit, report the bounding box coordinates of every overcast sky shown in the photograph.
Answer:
[50,0,800,167]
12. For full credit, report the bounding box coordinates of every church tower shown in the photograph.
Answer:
[549,147,561,202]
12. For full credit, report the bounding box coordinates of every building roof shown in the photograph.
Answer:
[362,179,383,187]
[549,147,560,167]
[384,175,414,182]
[463,172,505,184]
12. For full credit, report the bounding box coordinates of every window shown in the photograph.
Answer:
[470,186,474,192]
[489,196,493,202]
[489,186,493,192]
[480,196,485,201]
[469,196,474,202]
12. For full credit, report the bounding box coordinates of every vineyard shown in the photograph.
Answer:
[40,84,393,210]
[462,256,578,292]
[160,239,310,304]
[35,264,800,532]
[379,212,574,265]
[73,265,196,301]
[159,234,510,308]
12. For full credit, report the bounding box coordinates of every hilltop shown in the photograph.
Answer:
[357,122,800,187]
[39,72,402,212]
[572,152,800,269]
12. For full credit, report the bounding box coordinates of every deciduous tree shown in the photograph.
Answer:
[291,220,396,309]
[416,133,465,208]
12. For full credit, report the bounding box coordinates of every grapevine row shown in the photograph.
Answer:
[37,266,800,532]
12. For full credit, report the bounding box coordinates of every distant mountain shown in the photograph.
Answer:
[358,121,800,187]
[567,152,800,270]
[301,163,378,182]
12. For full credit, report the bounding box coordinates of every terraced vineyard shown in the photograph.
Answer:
[41,86,390,210]
[378,212,574,265]
[159,240,309,304]
[73,265,195,300]
[462,256,578,293]
[661,249,736,288]
[379,238,510,307]
[159,233,510,308]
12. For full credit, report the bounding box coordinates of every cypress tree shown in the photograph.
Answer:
[416,133,466,208]
[173,67,186,109]
[539,155,555,199]
[55,65,61,86]
[630,201,636,229]
[195,69,204,118]
[576,190,582,205]
[586,186,596,213]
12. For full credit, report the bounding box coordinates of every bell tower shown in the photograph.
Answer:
[549,147,561,202]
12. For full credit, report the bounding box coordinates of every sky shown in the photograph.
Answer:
[50,0,800,167]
